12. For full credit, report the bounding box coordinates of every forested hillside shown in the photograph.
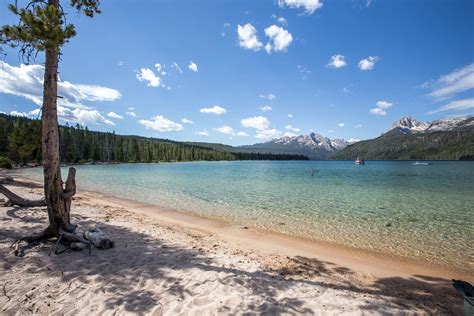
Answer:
[331,129,474,160]
[0,114,308,166]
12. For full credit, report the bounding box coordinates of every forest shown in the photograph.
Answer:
[331,128,474,160]
[0,113,308,167]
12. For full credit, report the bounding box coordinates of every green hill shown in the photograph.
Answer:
[331,129,474,160]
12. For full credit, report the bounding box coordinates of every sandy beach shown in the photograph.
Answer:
[0,174,470,315]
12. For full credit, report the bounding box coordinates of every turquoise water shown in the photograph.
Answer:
[22,161,473,272]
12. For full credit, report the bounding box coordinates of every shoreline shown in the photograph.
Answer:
[80,190,474,282]
[6,170,473,282]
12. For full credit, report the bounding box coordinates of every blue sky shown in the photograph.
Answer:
[1,0,473,145]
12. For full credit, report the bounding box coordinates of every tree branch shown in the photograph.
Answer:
[0,183,46,207]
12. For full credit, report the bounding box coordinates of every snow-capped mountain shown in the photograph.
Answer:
[391,116,431,133]
[239,133,356,160]
[390,116,474,134]
[272,133,354,151]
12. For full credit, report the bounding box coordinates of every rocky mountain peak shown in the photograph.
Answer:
[392,116,430,132]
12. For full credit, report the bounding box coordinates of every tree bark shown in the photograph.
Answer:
[41,0,75,236]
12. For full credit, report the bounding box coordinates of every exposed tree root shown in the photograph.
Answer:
[0,183,46,207]
[10,228,54,256]
[3,169,113,256]
[10,226,91,256]
[59,227,91,254]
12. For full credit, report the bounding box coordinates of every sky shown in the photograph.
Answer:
[0,0,473,146]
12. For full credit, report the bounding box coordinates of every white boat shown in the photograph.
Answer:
[413,161,432,166]
[355,158,365,165]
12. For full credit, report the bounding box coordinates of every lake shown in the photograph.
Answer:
[22,161,474,273]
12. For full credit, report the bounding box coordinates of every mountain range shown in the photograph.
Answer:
[238,133,356,160]
[389,116,474,134]
[189,116,473,160]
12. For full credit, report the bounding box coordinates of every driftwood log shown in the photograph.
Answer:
[84,228,114,249]
[0,178,46,207]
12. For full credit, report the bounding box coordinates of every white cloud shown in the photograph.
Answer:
[241,116,271,130]
[107,112,123,119]
[285,125,301,132]
[214,125,248,137]
[117,61,124,66]
[425,63,474,99]
[214,125,235,135]
[200,105,227,115]
[368,108,386,116]
[221,22,232,37]
[277,0,323,14]
[327,55,347,69]
[237,23,263,51]
[128,107,135,110]
[73,109,114,126]
[348,138,361,143]
[288,113,293,118]
[10,109,42,118]
[369,100,393,116]
[354,124,363,128]
[136,68,162,87]
[0,61,121,109]
[138,115,183,132]
[428,98,474,114]
[272,14,288,26]
[171,61,183,74]
[9,110,28,117]
[155,63,162,72]
[33,105,113,126]
[181,118,194,124]
[255,129,282,141]
[376,100,393,109]
[196,129,210,136]
[0,61,121,126]
[327,129,335,133]
[126,111,138,117]
[188,61,198,72]
[338,123,345,127]
[264,25,293,53]
[283,132,298,137]
[297,65,311,79]
[358,56,379,71]
[260,105,273,112]
[259,93,276,100]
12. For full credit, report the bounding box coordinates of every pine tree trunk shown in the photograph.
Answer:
[41,5,76,236]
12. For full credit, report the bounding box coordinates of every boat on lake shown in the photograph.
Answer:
[413,161,432,166]
[355,158,365,165]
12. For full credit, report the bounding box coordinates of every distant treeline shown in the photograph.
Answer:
[0,114,308,166]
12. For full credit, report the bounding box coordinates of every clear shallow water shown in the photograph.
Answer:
[22,161,473,272]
